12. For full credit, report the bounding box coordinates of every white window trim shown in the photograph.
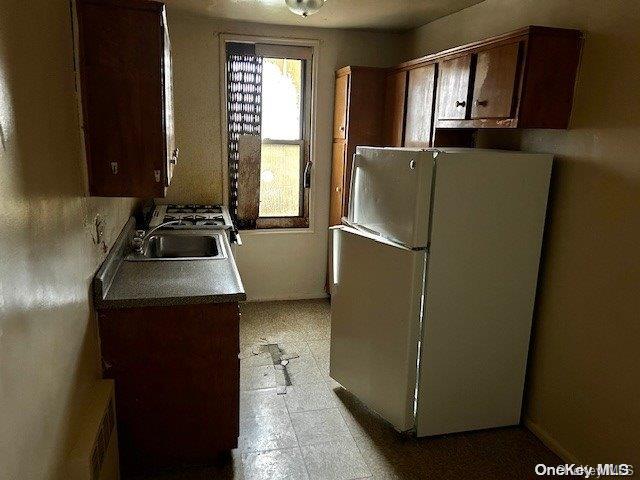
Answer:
[218,33,320,235]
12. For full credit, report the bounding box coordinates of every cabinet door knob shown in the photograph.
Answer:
[336,186,341,193]
[475,100,488,106]
[455,100,466,107]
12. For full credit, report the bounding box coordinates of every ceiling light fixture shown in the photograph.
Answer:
[285,0,325,17]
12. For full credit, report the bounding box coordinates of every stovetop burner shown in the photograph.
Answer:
[150,204,233,231]
[166,204,223,214]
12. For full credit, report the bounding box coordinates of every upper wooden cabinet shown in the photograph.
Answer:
[382,70,408,147]
[470,43,520,119]
[430,26,581,129]
[333,74,349,139]
[405,64,436,148]
[76,0,176,197]
[329,67,386,225]
[437,55,472,121]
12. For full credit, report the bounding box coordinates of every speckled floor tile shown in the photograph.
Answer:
[300,437,372,480]
[241,447,309,480]
[238,410,298,453]
[290,408,351,446]
[240,365,277,391]
[240,388,288,421]
[284,382,337,413]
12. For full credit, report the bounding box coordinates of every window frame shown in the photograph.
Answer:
[220,35,318,232]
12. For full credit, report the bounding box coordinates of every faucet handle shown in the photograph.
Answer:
[131,236,144,253]
[135,229,146,238]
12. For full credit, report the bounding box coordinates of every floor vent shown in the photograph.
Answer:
[91,397,115,480]
[67,380,119,480]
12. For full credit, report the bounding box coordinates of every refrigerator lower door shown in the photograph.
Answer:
[330,226,426,432]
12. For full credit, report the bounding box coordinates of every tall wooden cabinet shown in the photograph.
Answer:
[329,66,387,226]
[76,0,177,198]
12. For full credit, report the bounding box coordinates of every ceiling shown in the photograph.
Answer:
[164,0,486,32]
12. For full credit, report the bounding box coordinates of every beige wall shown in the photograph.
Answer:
[403,0,640,466]
[165,13,402,300]
[0,1,136,479]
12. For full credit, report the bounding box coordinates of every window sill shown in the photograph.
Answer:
[239,227,315,236]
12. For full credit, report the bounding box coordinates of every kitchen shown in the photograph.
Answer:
[1,1,638,480]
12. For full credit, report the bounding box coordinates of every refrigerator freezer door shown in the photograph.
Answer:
[415,149,552,436]
[330,226,426,432]
[347,147,434,249]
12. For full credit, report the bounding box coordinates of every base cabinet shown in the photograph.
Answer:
[97,302,240,474]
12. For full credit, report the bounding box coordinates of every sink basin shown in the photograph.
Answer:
[126,232,227,261]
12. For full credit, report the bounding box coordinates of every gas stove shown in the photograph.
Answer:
[149,204,234,230]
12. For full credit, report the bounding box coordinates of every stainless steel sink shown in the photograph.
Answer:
[125,232,227,261]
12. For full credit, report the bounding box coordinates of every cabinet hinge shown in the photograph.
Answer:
[154,170,161,182]
[110,162,118,175]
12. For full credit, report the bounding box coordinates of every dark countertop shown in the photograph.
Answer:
[94,217,246,309]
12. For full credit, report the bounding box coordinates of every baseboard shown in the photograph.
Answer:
[245,292,329,302]
[524,417,581,464]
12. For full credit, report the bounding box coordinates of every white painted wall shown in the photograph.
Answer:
[165,13,403,300]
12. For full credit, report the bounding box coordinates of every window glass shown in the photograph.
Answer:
[259,144,301,217]
[261,58,302,140]
[259,57,304,217]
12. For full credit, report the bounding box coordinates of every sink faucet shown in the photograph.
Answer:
[131,220,184,254]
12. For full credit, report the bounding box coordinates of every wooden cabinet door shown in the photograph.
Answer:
[383,71,407,146]
[437,55,472,120]
[162,10,176,186]
[471,42,520,119]
[404,64,436,148]
[77,0,168,197]
[329,140,346,226]
[333,74,349,139]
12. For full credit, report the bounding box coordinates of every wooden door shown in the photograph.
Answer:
[383,70,407,146]
[437,55,472,120]
[404,64,436,148]
[333,74,349,139]
[329,140,346,226]
[471,42,521,119]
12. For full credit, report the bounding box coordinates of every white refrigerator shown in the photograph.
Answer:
[329,146,552,437]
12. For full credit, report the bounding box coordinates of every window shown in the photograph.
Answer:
[225,42,313,229]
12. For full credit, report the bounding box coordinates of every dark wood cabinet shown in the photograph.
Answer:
[329,66,386,225]
[76,0,176,197]
[404,64,437,148]
[433,26,581,129]
[97,302,240,474]
[436,55,472,120]
[382,70,408,147]
[470,42,521,119]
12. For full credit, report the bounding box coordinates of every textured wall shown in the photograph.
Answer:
[165,13,403,300]
[0,1,136,478]
[403,0,640,466]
